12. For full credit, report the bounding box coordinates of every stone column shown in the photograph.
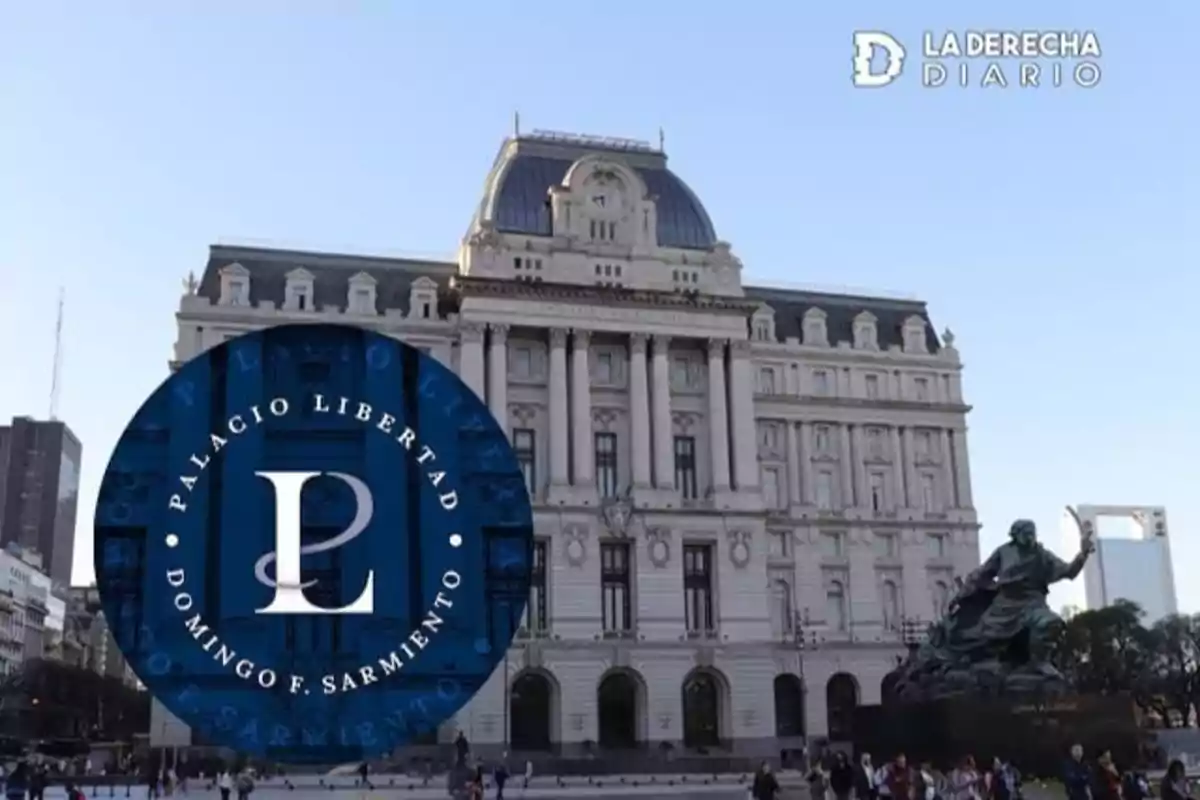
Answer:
[951,429,975,508]
[786,421,801,505]
[487,324,508,431]
[891,427,906,509]
[629,334,652,489]
[571,329,594,486]
[799,422,814,504]
[902,427,918,508]
[548,328,570,487]
[839,425,855,508]
[939,429,957,507]
[459,322,486,401]
[706,338,731,493]
[851,425,867,507]
[728,340,759,490]
[651,335,675,490]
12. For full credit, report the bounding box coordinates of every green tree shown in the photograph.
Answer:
[1139,613,1200,726]
[1058,599,1154,696]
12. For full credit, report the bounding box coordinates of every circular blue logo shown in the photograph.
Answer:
[94,324,534,763]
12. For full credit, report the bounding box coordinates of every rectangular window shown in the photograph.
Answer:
[814,425,831,454]
[815,470,835,510]
[821,532,845,559]
[601,542,632,634]
[671,357,691,388]
[869,472,886,513]
[529,540,548,633]
[759,368,776,394]
[595,352,615,384]
[683,545,714,634]
[512,347,533,379]
[674,436,698,500]
[813,370,829,395]
[876,532,898,559]
[762,466,783,509]
[928,533,947,559]
[513,429,536,496]
[914,377,930,401]
[865,373,880,399]
[921,474,937,512]
[770,531,791,558]
[595,432,618,498]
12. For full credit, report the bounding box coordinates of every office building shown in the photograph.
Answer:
[1067,505,1178,624]
[164,131,980,754]
[0,417,82,585]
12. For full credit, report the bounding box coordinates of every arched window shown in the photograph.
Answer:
[598,671,642,749]
[825,672,860,741]
[826,581,847,631]
[882,580,900,631]
[770,580,793,638]
[682,670,723,748]
[773,674,805,738]
[510,672,554,751]
[932,580,951,619]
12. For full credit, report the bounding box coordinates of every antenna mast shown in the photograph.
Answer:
[49,287,64,420]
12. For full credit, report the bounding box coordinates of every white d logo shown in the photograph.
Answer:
[253,470,375,615]
[852,31,906,88]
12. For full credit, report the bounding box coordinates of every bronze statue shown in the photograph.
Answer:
[888,515,1095,701]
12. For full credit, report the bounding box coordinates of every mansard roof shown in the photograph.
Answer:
[195,244,940,352]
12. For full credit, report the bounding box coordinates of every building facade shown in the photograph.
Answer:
[0,416,82,585]
[168,131,980,755]
[0,545,64,674]
[1067,505,1177,624]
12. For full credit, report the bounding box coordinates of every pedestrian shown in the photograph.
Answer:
[829,752,855,800]
[856,754,878,800]
[1063,745,1092,800]
[1122,766,1149,800]
[217,768,233,800]
[1093,751,1121,800]
[1160,760,1191,800]
[807,758,830,800]
[989,758,1020,800]
[6,759,29,800]
[64,782,85,800]
[917,762,938,800]
[493,758,508,800]
[522,760,533,790]
[946,757,980,800]
[27,763,46,800]
[234,768,254,800]
[454,732,471,768]
[752,761,780,800]
[883,754,917,800]
[356,762,371,790]
[468,766,484,800]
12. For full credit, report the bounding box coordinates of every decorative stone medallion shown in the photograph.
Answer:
[727,529,752,568]
[646,527,672,568]
[564,525,589,567]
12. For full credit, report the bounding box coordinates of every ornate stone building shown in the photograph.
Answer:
[169,130,979,756]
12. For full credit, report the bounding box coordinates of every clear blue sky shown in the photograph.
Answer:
[1,3,1196,614]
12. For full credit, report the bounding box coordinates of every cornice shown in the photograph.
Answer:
[454,276,759,315]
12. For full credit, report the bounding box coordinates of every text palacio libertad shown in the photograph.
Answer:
[162,393,464,696]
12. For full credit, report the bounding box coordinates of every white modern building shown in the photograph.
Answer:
[164,130,980,756]
[1066,505,1177,624]
[0,544,65,674]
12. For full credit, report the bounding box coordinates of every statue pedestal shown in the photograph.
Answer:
[854,694,1139,776]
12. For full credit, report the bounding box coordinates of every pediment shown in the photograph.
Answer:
[411,276,438,291]
[348,270,377,286]
[286,267,314,282]
[220,262,249,277]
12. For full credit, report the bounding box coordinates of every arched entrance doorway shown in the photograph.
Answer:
[825,672,859,741]
[597,670,642,749]
[682,669,725,748]
[510,671,554,751]
[773,674,805,738]
[881,671,900,705]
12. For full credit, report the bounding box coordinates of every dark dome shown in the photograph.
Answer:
[490,153,717,250]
